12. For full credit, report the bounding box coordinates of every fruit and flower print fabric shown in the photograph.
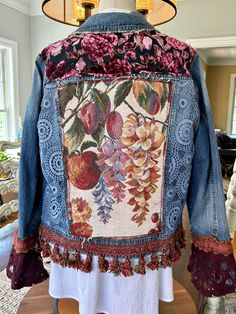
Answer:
[58,78,171,239]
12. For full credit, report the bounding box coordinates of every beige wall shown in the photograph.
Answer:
[0,3,31,116]
[158,0,236,41]
[206,65,236,132]
[30,15,75,62]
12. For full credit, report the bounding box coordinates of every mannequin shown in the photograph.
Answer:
[50,4,174,314]
[98,0,136,13]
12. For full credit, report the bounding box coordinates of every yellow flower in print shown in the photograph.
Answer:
[69,197,92,223]
[120,113,165,226]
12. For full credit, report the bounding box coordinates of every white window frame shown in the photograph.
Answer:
[227,74,236,135]
[0,37,20,141]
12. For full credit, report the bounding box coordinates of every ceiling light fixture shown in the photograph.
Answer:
[41,0,177,27]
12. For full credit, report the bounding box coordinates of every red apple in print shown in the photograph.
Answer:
[106,111,123,139]
[80,102,100,134]
[151,212,159,223]
[67,151,101,190]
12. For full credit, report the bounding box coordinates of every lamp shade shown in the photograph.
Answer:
[146,0,177,26]
[41,0,98,26]
[42,0,177,27]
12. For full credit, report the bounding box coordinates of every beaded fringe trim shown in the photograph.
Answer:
[39,227,186,277]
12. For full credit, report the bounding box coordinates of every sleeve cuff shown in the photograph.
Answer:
[6,246,49,290]
[6,231,49,289]
[188,237,236,297]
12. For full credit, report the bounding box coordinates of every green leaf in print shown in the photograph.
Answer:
[114,80,133,107]
[92,124,104,146]
[64,116,85,153]
[76,81,84,102]
[58,84,77,119]
[90,88,109,114]
[85,80,94,94]
[161,83,168,111]
[80,140,98,153]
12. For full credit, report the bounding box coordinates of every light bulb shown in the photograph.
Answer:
[136,0,154,14]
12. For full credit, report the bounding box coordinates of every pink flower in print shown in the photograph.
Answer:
[105,59,132,75]
[166,36,188,51]
[183,50,190,60]
[125,50,136,60]
[81,33,118,61]
[151,33,165,48]
[143,36,153,50]
[140,54,155,66]
[133,31,149,51]
[117,32,133,45]
[75,57,86,72]
[173,49,181,59]
[47,41,63,57]
[57,60,66,72]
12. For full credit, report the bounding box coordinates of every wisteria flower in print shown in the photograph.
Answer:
[120,114,165,226]
[69,197,93,237]
[92,176,116,224]
[81,33,119,61]
[96,139,129,203]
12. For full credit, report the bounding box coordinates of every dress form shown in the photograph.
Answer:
[98,0,136,13]
[49,4,174,314]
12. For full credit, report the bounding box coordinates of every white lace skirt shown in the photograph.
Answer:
[49,254,174,314]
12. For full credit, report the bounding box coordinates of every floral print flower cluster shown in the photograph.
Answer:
[40,30,196,80]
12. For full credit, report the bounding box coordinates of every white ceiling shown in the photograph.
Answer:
[198,47,236,66]
[0,0,45,15]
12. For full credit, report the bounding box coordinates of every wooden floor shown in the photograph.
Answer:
[17,279,197,314]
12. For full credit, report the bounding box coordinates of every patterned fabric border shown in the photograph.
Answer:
[192,233,233,256]
[39,224,186,276]
[13,231,38,254]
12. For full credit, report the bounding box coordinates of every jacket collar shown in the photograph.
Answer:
[75,11,155,33]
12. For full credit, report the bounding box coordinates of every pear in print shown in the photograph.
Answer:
[80,102,100,135]
[106,111,123,139]
[67,151,101,190]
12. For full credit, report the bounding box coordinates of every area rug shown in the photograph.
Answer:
[223,294,236,314]
[0,270,30,314]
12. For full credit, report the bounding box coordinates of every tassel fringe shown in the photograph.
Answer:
[40,231,185,277]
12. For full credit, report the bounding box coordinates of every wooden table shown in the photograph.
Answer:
[17,279,197,314]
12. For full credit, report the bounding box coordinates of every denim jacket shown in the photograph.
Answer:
[7,11,236,296]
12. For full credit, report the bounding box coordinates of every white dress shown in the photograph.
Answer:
[49,254,174,314]
[49,8,174,314]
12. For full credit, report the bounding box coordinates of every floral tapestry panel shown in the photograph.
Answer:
[58,78,172,239]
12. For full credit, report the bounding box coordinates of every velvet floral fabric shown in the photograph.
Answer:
[188,243,236,297]
[40,30,196,81]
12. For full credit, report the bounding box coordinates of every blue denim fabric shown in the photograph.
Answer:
[75,11,155,33]
[18,11,231,245]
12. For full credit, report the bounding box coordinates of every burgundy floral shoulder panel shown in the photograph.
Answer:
[39,30,197,81]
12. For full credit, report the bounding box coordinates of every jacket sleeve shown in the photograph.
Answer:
[6,56,49,289]
[186,54,236,297]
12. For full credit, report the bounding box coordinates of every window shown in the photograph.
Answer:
[228,75,236,135]
[0,37,19,141]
